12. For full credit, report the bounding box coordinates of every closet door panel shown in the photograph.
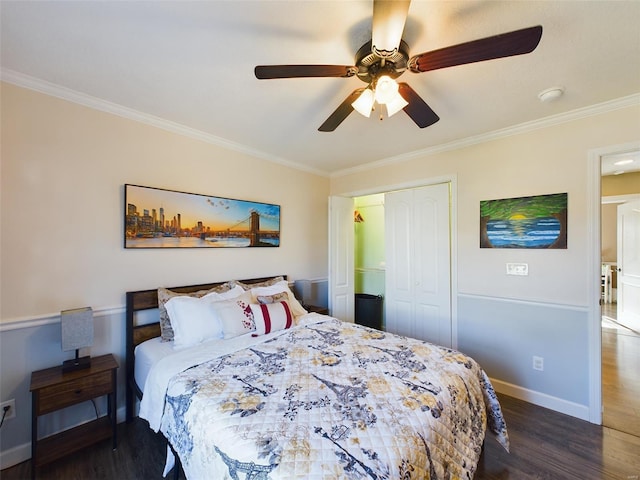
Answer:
[329,196,355,322]
[415,303,440,343]
[385,190,414,335]
[385,183,452,347]
[414,184,452,346]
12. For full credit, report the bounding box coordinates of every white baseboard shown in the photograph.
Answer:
[0,406,128,470]
[0,442,30,471]
[491,377,590,421]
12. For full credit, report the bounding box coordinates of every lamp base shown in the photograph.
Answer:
[62,355,91,373]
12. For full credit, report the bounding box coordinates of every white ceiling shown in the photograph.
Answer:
[2,1,640,176]
[601,150,640,177]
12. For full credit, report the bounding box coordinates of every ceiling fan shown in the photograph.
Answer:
[254,0,542,132]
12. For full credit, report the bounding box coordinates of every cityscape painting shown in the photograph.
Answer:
[124,184,280,248]
[480,192,567,249]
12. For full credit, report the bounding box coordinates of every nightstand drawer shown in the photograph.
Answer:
[37,371,112,414]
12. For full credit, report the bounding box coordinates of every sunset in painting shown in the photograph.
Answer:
[480,193,567,249]
[124,185,280,248]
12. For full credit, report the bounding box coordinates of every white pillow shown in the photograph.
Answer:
[165,285,245,348]
[212,291,256,339]
[249,280,308,318]
[250,301,294,336]
[202,284,245,301]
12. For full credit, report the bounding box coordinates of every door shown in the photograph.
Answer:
[617,199,640,331]
[329,196,355,322]
[385,183,452,347]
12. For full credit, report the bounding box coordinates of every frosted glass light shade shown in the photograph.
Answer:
[374,76,399,104]
[385,93,408,117]
[352,89,375,117]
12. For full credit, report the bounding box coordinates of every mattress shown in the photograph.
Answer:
[134,337,174,392]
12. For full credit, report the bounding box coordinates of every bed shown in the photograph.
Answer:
[126,276,509,479]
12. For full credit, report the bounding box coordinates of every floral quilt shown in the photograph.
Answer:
[160,317,509,479]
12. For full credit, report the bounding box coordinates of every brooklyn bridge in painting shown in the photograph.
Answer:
[124,184,280,248]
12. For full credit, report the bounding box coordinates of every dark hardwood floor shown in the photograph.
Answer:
[2,394,639,479]
[478,395,640,479]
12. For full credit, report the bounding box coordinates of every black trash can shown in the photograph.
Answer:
[355,293,383,330]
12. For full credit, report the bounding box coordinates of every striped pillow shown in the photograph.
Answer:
[250,301,293,336]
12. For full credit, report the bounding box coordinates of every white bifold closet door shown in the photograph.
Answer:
[328,196,355,323]
[385,183,452,347]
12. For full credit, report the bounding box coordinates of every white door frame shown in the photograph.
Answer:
[587,140,640,424]
[329,174,459,347]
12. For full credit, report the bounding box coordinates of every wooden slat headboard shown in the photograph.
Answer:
[125,275,287,422]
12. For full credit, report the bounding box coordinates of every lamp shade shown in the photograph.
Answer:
[61,307,94,352]
[374,76,399,104]
[352,89,375,117]
[385,92,408,117]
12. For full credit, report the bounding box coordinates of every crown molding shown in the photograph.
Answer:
[3,70,637,180]
[332,93,640,178]
[1,70,329,177]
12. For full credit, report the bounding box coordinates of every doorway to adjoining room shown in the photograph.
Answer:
[600,149,640,437]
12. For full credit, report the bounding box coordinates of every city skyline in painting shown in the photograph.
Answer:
[124,184,280,248]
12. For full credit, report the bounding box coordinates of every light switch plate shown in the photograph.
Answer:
[506,263,528,276]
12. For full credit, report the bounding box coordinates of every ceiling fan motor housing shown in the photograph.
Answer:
[355,40,409,85]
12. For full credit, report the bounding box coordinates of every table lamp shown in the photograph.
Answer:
[61,307,93,372]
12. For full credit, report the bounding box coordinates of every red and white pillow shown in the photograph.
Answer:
[249,280,307,318]
[250,301,294,336]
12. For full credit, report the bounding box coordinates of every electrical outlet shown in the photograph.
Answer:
[533,356,544,371]
[1,399,16,420]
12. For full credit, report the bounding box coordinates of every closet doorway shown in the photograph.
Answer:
[329,180,454,348]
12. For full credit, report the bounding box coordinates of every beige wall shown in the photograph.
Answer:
[331,105,640,307]
[0,82,330,322]
[602,171,640,197]
[330,105,639,417]
[601,203,619,263]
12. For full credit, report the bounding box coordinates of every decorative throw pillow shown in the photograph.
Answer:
[157,282,234,342]
[257,292,288,304]
[249,280,308,318]
[250,301,294,336]
[212,291,256,339]
[232,276,285,290]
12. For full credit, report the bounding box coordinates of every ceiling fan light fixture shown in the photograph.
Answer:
[352,88,375,117]
[374,75,399,104]
[385,93,408,117]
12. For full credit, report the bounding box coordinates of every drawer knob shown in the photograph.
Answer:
[74,389,82,395]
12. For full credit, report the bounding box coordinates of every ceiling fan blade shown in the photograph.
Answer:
[398,83,439,128]
[408,25,543,73]
[318,89,365,132]
[255,65,357,79]
[372,0,411,56]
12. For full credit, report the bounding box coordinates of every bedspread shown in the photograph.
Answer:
[160,318,508,479]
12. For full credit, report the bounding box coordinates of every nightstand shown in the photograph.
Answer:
[305,305,329,315]
[30,354,118,478]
